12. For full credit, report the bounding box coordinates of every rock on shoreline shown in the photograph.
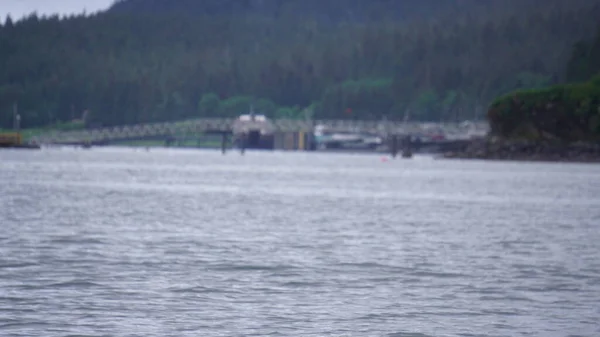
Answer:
[443,137,600,163]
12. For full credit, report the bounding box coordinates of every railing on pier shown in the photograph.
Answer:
[30,117,489,146]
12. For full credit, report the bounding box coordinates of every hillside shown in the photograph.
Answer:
[488,25,600,142]
[1,0,600,128]
[108,0,512,22]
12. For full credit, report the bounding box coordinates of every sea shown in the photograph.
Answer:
[1,147,600,337]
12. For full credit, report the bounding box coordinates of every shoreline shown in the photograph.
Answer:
[442,138,600,163]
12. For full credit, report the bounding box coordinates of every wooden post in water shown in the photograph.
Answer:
[402,135,413,159]
[165,136,175,147]
[390,135,399,158]
[239,133,246,155]
[221,133,227,154]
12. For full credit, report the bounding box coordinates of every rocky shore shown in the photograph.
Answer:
[443,137,600,163]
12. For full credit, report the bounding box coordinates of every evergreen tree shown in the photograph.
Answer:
[1,0,600,128]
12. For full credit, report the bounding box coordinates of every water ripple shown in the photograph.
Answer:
[1,148,600,336]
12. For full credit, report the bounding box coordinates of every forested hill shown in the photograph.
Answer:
[1,0,600,129]
[487,24,600,142]
[108,0,523,23]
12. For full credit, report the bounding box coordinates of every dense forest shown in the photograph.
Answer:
[108,0,544,23]
[488,24,600,142]
[1,0,600,129]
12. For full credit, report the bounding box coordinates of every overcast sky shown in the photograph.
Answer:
[1,0,114,21]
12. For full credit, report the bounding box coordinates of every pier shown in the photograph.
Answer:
[30,117,488,157]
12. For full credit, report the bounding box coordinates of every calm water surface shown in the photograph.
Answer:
[1,147,600,337]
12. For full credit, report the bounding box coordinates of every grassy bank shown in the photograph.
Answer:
[487,75,600,142]
[444,73,600,163]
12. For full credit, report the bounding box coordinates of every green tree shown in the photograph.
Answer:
[1,0,600,128]
[198,93,220,117]
[218,95,254,117]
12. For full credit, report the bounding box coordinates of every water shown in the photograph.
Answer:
[1,147,600,337]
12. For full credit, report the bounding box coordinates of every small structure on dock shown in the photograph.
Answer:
[232,112,275,150]
[0,132,40,149]
[1,113,40,149]
[0,133,22,147]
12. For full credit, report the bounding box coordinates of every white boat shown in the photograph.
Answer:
[314,124,383,150]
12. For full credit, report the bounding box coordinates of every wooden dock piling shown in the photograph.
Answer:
[402,135,413,158]
[221,133,228,154]
[240,133,246,155]
[390,135,399,158]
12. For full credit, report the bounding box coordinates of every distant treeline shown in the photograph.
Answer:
[488,25,600,142]
[1,0,600,128]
